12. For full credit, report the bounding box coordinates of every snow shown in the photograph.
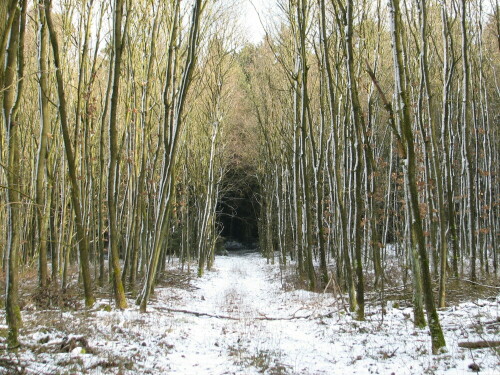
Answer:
[1,251,499,374]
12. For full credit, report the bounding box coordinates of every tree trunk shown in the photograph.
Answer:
[44,0,95,308]
[319,0,356,312]
[36,1,50,288]
[345,0,365,321]
[107,0,128,309]
[138,0,204,312]
[460,0,478,281]
[389,0,446,354]
[3,2,22,349]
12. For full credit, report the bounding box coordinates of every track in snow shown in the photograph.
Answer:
[9,251,499,375]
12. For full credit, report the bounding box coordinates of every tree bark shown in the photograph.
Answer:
[3,1,22,349]
[344,0,365,321]
[138,0,204,312]
[460,0,478,281]
[389,0,446,354]
[44,0,95,308]
[319,0,357,312]
[35,0,50,289]
[107,0,128,309]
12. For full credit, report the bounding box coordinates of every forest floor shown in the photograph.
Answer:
[0,250,499,374]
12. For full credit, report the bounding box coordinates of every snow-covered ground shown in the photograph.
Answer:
[1,251,498,374]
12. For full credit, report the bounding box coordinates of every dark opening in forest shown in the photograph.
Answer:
[217,168,259,245]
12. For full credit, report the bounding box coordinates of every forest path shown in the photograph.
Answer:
[161,251,336,374]
[155,252,499,375]
[13,251,499,374]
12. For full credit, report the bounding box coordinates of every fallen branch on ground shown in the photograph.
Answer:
[455,279,500,290]
[155,307,239,320]
[155,306,336,321]
[257,311,312,320]
[458,341,500,349]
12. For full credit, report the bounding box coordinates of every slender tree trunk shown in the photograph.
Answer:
[0,0,18,103]
[3,2,23,349]
[296,0,316,290]
[345,0,365,320]
[138,0,204,312]
[417,0,448,308]
[44,0,95,307]
[198,122,220,276]
[107,0,128,309]
[439,5,460,277]
[460,0,477,281]
[389,0,446,354]
[293,58,304,276]
[319,0,356,312]
[36,1,50,288]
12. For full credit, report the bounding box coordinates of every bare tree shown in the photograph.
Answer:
[3,0,26,349]
[388,0,445,354]
[44,0,95,307]
[107,0,128,309]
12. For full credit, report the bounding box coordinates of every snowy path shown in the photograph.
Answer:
[161,251,337,374]
[5,251,499,374]
[144,252,499,375]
